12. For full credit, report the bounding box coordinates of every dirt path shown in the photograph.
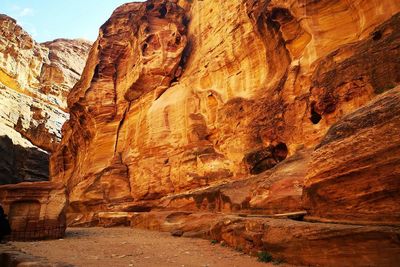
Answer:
[10,227,290,267]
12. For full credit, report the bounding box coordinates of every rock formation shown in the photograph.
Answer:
[303,87,400,226]
[51,0,400,217]
[0,14,91,184]
[0,182,67,241]
[49,0,400,265]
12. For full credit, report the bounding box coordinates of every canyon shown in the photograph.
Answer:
[1,0,400,266]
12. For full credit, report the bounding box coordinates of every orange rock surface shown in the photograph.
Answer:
[303,87,400,225]
[129,211,400,267]
[47,1,400,265]
[51,0,400,216]
[0,14,91,184]
[0,181,67,240]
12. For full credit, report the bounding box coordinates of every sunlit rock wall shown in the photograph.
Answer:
[51,0,400,217]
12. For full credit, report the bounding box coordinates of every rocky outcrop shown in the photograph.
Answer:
[129,211,400,267]
[51,0,400,218]
[0,182,67,241]
[0,14,91,184]
[303,87,400,226]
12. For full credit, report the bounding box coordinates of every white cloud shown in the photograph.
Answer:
[7,4,37,38]
[9,5,34,18]
[19,8,34,17]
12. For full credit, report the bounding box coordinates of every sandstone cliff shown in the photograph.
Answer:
[50,1,400,265]
[0,14,91,184]
[51,0,400,215]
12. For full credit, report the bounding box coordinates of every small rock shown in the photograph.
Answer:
[171,230,184,237]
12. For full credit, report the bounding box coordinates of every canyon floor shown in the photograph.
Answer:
[8,227,289,267]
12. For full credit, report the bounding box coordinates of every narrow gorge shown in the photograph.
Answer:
[0,0,399,266]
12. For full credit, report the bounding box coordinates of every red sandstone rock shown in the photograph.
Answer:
[156,149,309,215]
[43,1,400,265]
[51,0,400,219]
[130,210,400,267]
[303,87,400,225]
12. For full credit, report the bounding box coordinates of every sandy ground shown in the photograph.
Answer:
[10,227,290,267]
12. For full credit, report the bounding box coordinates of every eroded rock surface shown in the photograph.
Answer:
[0,135,48,185]
[45,1,400,265]
[0,182,67,241]
[51,0,400,220]
[303,87,400,225]
[129,211,400,267]
[0,14,91,184]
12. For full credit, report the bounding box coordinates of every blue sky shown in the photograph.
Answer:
[0,1,145,43]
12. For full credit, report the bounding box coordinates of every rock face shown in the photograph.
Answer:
[0,182,67,241]
[51,0,400,217]
[303,87,400,226]
[0,135,48,184]
[50,0,400,265]
[0,14,91,184]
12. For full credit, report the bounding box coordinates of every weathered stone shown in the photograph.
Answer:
[0,182,67,241]
[0,135,48,185]
[0,14,91,184]
[303,87,400,225]
[130,210,400,267]
[157,149,309,215]
[51,0,400,220]
[0,244,72,267]
[97,212,134,227]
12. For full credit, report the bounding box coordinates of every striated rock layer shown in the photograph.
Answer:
[0,14,91,184]
[129,211,400,267]
[67,87,400,267]
[52,0,400,217]
[303,87,400,226]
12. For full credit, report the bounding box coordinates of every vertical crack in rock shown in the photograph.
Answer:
[51,0,189,211]
[114,102,130,155]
